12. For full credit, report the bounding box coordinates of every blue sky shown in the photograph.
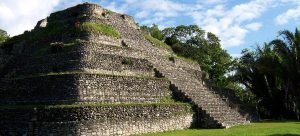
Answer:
[1,0,300,57]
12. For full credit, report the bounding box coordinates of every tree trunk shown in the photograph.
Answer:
[264,75,272,97]
[284,79,290,109]
[295,83,300,120]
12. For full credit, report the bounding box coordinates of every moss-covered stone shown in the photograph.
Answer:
[81,22,121,38]
[144,34,172,50]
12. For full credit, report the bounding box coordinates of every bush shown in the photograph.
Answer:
[121,59,133,65]
[0,29,9,45]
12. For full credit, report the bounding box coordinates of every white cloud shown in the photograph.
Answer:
[275,6,300,25]
[0,0,60,36]
[105,1,127,13]
[275,0,300,25]
[101,0,191,26]
[56,0,83,10]
[245,23,262,31]
[197,0,227,6]
[190,0,273,48]
[135,11,149,19]
[99,0,273,48]
[1,0,296,51]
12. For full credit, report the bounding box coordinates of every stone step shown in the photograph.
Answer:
[203,111,247,122]
[0,102,193,136]
[214,117,248,123]
[213,116,247,122]
[0,73,171,104]
[1,51,154,78]
[138,40,251,128]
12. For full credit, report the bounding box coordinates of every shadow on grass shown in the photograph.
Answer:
[269,134,300,136]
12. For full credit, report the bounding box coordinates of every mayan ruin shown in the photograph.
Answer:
[0,3,255,136]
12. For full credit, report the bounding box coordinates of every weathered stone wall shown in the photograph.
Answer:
[0,104,193,136]
[0,50,13,72]
[2,51,154,78]
[175,58,201,71]
[75,40,146,59]
[0,74,171,104]
[181,67,203,81]
[87,34,121,47]
[47,3,106,24]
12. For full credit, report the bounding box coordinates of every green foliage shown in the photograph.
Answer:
[141,24,164,40]
[161,25,232,87]
[3,21,119,52]
[121,58,133,65]
[2,22,80,51]
[139,121,300,136]
[159,96,175,103]
[81,22,120,38]
[174,55,197,64]
[233,28,300,120]
[142,24,234,89]
[0,29,9,45]
[163,25,205,43]
[144,34,172,50]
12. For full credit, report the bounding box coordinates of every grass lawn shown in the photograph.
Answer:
[140,121,300,136]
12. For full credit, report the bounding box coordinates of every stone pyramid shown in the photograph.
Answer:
[0,3,252,136]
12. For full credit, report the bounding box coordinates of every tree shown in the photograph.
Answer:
[163,25,205,43]
[0,29,9,45]
[140,24,164,40]
[149,24,164,40]
[205,32,232,87]
[162,25,233,87]
[234,45,286,119]
[270,29,300,119]
[233,29,300,120]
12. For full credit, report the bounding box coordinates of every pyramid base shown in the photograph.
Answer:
[0,103,194,136]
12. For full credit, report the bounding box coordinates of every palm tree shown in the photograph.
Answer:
[270,28,300,119]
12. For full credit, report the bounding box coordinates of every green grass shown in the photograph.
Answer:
[144,34,172,50]
[2,21,120,52]
[139,121,300,136]
[159,96,175,103]
[81,22,121,38]
[174,55,198,64]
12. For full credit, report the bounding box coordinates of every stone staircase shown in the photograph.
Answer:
[150,58,250,128]
[104,15,251,127]
[121,31,251,128]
